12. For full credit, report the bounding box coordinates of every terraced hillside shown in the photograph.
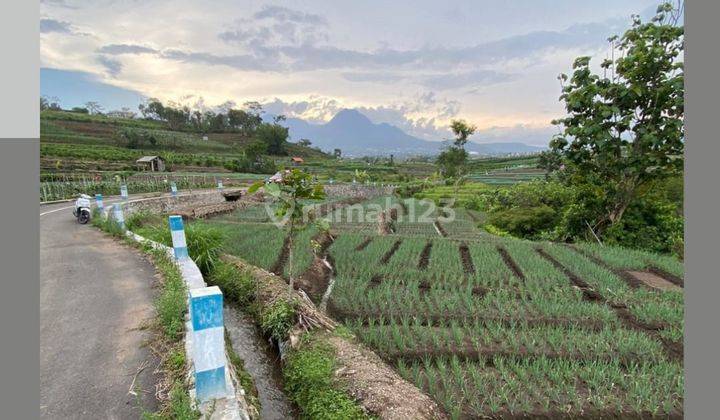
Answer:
[184,194,685,419]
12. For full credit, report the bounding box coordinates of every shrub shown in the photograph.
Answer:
[259,300,297,342]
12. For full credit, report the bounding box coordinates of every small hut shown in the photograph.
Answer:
[136,155,165,172]
[290,156,305,166]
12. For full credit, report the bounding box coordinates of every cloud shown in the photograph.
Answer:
[40,18,74,34]
[253,5,327,26]
[219,5,329,50]
[40,0,78,9]
[96,44,158,55]
[96,55,122,77]
[342,70,518,90]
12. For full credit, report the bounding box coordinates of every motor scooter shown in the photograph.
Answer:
[73,194,92,224]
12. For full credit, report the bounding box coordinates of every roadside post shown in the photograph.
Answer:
[189,286,228,401]
[113,204,125,229]
[170,181,178,198]
[169,215,189,260]
[217,179,223,191]
[120,184,128,201]
[95,194,104,211]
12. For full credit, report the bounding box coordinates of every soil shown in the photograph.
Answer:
[355,237,373,251]
[418,242,433,270]
[459,243,475,275]
[296,232,336,303]
[648,266,685,288]
[388,207,398,221]
[367,274,384,289]
[270,233,291,276]
[568,244,685,290]
[627,270,682,291]
[327,334,447,419]
[498,246,526,281]
[433,221,448,237]
[378,212,392,235]
[380,239,403,264]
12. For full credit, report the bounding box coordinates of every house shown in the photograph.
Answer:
[267,170,288,183]
[136,155,165,172]
[290,156,304,166]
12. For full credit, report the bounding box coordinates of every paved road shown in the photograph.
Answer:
[40,197,160,419]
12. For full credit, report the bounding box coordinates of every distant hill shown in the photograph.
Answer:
[275,109,545,157]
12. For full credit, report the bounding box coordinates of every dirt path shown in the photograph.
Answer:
[40,199,160,419]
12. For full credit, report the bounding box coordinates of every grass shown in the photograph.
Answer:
[283,331,368,420]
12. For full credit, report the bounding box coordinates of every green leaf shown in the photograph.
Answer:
[247,181,264,194]
[265,182,281,197]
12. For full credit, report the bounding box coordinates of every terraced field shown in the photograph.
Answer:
[191,194,684,418]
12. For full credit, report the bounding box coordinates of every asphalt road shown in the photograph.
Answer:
[40,197,160,419]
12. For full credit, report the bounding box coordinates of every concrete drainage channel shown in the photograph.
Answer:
[98,190,255,420]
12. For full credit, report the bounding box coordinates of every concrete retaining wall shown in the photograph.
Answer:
[323,183,395,199]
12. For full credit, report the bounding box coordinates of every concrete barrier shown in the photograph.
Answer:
[95,194,104,211]
[113,204,125,229]
[169,215,189,260]
[190,286,228,401]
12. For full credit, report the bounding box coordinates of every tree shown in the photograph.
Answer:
[245,139,268,162]
[537,149,564,179]
[40,96,61,111]
[550,2,684,236]
[333,148,342,159]
[256,123,289,155]
[85,101,104,115]
[298,138,312,147]
[138,98,165,120]
[449,119,477,148]
[248,169,325,294]
[228,109,262,135]
[70,107,89,114]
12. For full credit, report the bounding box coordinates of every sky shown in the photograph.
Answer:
[40,0,664,146]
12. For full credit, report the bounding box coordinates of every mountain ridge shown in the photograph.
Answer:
[270,108,545,157]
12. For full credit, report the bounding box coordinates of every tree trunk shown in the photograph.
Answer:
[287,224,294,296]
[595,176,639,237]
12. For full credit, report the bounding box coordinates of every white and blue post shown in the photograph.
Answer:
[217,179,223,191]
[189,286,227,401]
[170,181,178,198]
[169,215,189,260]
[113,204,125,229]
[120,184,128,201]
[95,194,104,211]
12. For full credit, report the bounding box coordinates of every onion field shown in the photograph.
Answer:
[198,194,684,418]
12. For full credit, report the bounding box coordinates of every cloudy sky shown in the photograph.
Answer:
[40,0,663,145]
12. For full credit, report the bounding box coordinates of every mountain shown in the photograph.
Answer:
[272,109,545,157]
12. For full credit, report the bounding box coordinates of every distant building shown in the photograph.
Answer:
[291,157,304,166]
[136,155,165,172]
